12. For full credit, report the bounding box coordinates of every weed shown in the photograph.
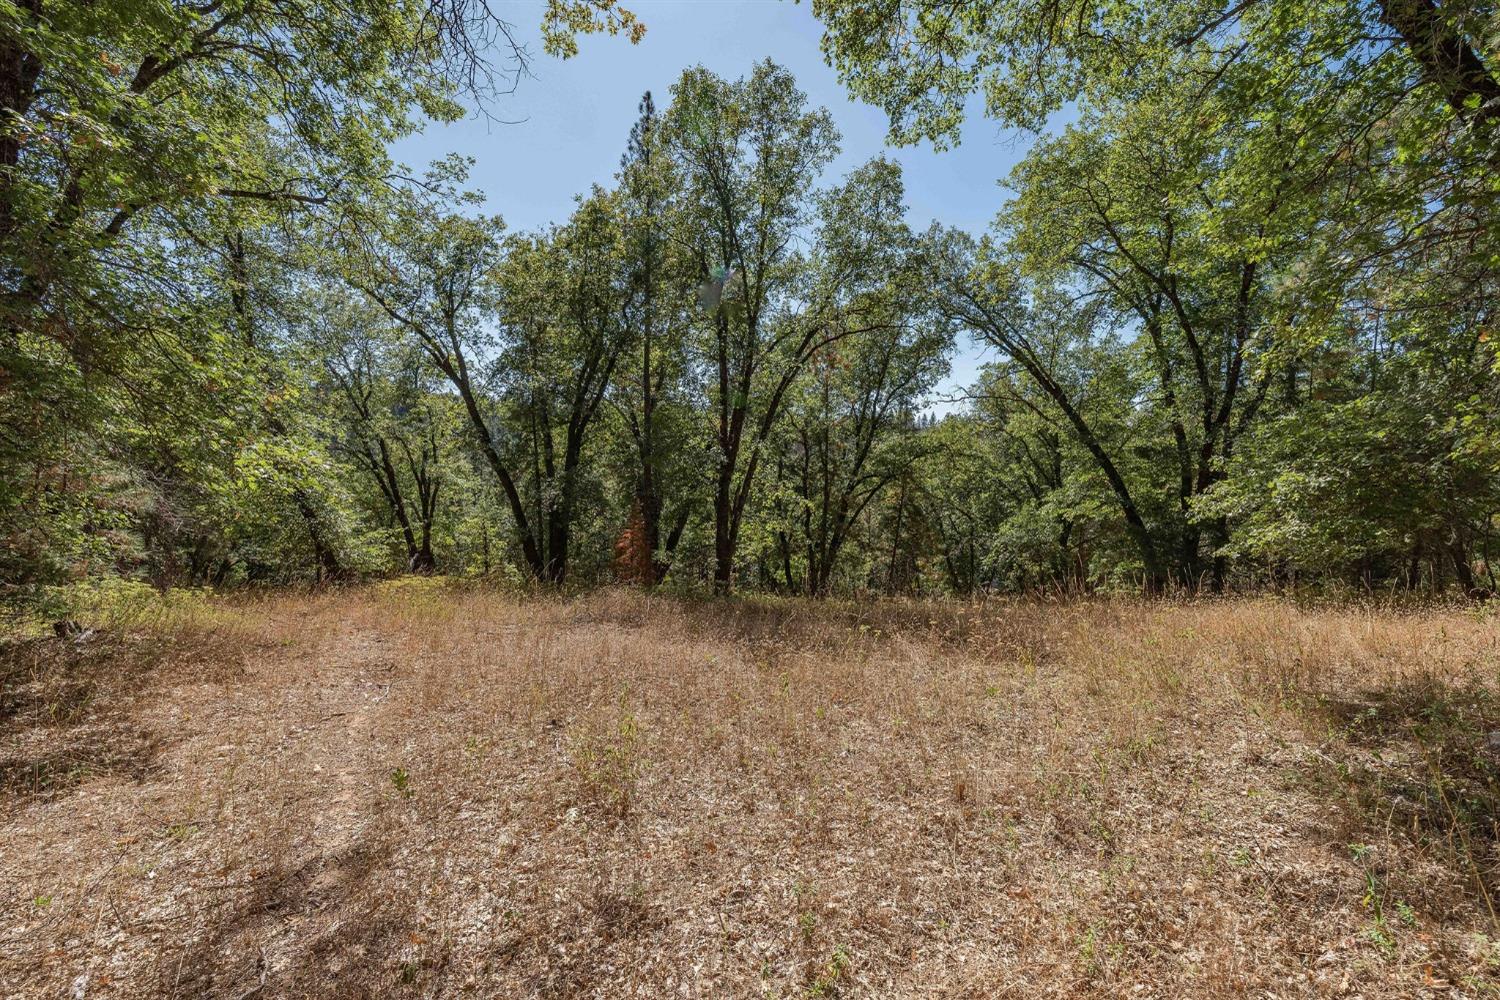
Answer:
[798,909,818,945]
[1352,843,1399,958]
[805,945,850,997]
[571,710,644,818]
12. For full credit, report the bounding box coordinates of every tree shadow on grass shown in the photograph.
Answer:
[151,819,670,999]
[153,827,414,999]
[0,636,167,811]
[1303,676,1499,919]
[0,627,252,814]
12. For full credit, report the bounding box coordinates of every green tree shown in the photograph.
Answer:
[759,163,951,595]
[493,191,633,585]
[663,60,841,592]
[613,90,696,583]
[0,0,643,595]
[302,289,448,573]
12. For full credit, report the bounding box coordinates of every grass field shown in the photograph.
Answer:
[2,583,1499,998]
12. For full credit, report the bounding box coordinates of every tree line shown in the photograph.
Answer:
[2,0,1497,601]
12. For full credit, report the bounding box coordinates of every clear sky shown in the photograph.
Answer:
[390,0,1041,404]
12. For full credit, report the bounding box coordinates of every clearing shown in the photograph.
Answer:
[2,584,1498,997]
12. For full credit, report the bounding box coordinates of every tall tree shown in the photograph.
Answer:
[615,90,692,582]
[762,166,950,595]
[493,191,633,585]
[306,292,446,573]
[666,68,933,591]
[929,236,1172,590]
[339,178,554,577]
[1002,87,1299,588]
[664,61,841,591]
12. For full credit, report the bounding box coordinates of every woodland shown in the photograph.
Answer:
[3,0,1498,607]
[5,5,1500,997]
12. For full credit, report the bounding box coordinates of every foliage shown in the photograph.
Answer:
[0,0,642,601]
[4,0,1498,605]
[814,0,1500,594]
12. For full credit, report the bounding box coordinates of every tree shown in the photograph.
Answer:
[816,0,1500,592]
[0,0,644,596]
[666,67,939,591]
[1198,277,1500,594]
[1002,85,1303,588]
[304,290,447,573]
[346,169,637,586]
[760,165,950,595]
[492,191,633,585]
[813,0,1498,145]
[339,175,552,577]
[613,90,694,583]
[663,61,841,591]
[929,232,1173,590]
[905,416,1005,594]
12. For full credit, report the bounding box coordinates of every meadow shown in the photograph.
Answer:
[2,583,1498,998]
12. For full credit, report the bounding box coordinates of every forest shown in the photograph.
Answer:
[4,0,1497,608]
[4,2,1500,998]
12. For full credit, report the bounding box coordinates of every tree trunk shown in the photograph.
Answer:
[409,530,436,574]
[294,491,343,584]
[1379,0,1500,120]
[713,465,734,593]
[1450,533,1481,596]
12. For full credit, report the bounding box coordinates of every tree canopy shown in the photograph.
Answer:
[4,1,1498,606]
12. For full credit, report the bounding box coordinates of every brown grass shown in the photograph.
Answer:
[2,583,1498,998]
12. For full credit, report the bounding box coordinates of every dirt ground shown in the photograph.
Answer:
[2,583,1498,998]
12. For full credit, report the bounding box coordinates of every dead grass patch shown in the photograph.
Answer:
[2,586,1498,997]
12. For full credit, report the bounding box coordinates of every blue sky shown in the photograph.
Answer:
[391,0,1041,404]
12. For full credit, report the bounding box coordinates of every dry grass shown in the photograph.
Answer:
[2,582,1499,998]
